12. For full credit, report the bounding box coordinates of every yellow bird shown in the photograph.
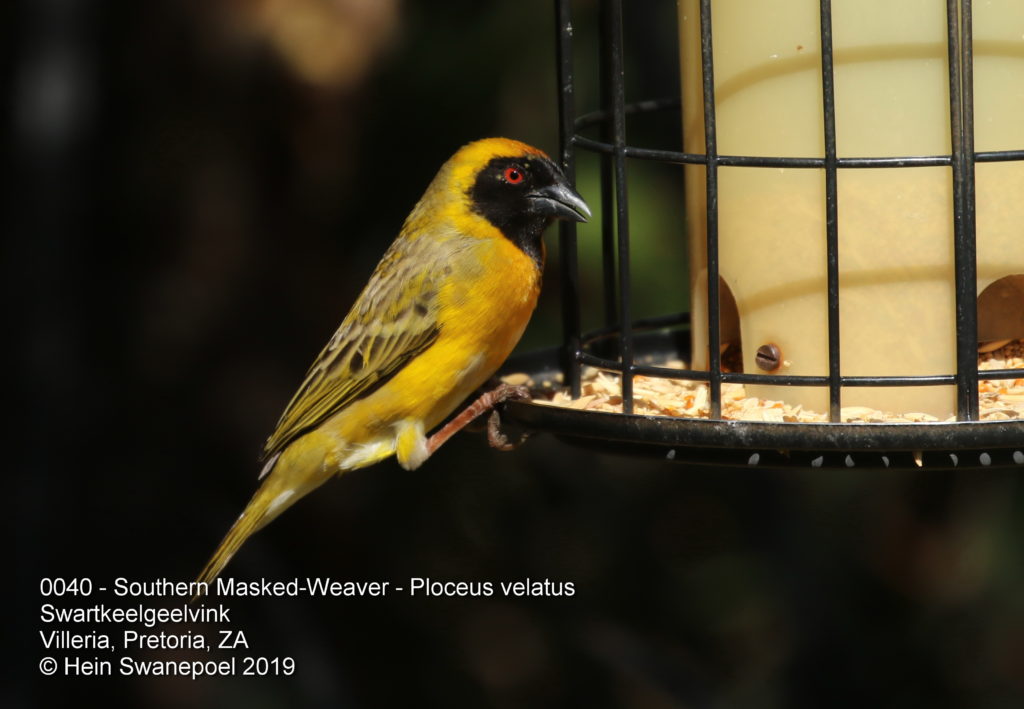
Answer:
[196,138,590,586]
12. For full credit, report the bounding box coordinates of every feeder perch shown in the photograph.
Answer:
[500,0,1024,471]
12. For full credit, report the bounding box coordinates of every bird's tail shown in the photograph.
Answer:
[194,437,337,595]
[195,489,272,593]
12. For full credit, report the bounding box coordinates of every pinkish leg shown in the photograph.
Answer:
[425,383,530,457]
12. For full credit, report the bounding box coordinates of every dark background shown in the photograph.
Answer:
[9,1,1024,708]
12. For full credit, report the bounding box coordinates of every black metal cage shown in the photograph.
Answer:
[503,0,1024,470]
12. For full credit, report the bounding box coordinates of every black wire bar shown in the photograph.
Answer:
[818,0,842,421]
[575,129,1024,169]
[555,0,583,399]
[948,0,981,420]
[598,0,636,413]
[555,0,1022,425]
[698,0,723,419]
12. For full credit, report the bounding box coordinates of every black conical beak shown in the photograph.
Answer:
[526,181,591,223]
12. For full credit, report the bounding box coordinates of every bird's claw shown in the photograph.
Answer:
[486,409,531,451]
[490,382,532,405]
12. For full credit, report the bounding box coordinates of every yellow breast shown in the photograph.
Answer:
[327,230,541,457]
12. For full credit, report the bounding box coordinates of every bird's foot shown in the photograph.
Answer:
[425,383,532,457]
[485,408,531,451]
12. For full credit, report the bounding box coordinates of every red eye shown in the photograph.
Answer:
[504,166,524,184]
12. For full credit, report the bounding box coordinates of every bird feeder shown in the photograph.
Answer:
[500,0,1024,470]
[682,0,1024,420]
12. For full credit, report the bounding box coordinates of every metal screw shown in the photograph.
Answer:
[754,343,782,371]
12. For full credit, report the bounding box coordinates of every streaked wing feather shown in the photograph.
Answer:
[262,239,441,459]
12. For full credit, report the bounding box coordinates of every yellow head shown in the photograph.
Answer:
[405,137,590,266]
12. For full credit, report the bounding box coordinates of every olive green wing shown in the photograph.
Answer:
[261,240,442,463]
